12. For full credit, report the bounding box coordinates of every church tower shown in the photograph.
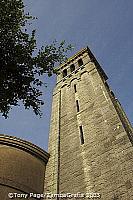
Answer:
[44,47,133,200]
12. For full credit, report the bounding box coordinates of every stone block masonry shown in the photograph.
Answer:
[44,47,133,200]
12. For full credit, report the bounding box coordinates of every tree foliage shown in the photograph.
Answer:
[0,0,72,118]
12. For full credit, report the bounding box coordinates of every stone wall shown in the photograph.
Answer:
[45,48,133,200]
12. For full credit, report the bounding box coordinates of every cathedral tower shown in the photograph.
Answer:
[44,47,133,200]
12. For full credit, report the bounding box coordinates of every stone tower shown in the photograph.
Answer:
[44,47,133,200]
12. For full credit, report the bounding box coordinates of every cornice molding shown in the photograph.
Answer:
[0,134,49,163]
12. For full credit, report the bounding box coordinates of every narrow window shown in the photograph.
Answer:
[78,58,83,67]
[79,126,84,145]
[76,100,80,112]
[70,64,75,72]
[62,69,67,77]
[74,84,77,93]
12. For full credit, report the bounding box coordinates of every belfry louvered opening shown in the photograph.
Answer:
[70,64,75,72]
[62,69,67,77]
[78,58,83,67]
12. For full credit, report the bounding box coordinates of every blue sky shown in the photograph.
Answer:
[0,0,133,150]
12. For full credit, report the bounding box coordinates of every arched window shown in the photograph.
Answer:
[62,69,67,77]
[78,58,83,67]
[70,64,75,72]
